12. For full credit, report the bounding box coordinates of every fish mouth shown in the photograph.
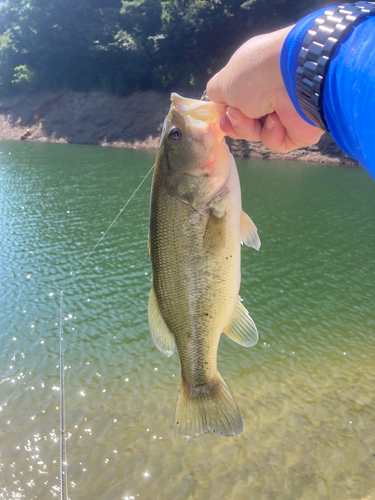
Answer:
[168,93,227,144]
[170,93,227,124]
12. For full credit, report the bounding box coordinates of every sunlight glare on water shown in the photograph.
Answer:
[0,141,375,500]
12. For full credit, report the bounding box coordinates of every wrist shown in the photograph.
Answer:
[296,2,375,133]
[280,7,330,128]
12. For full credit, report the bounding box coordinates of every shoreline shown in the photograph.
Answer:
[0,89,359,167]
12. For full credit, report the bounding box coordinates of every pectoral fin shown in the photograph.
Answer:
[240,210,260,250]
[223,297,259,347]
[203,208,226,253]
[148,285,175,357]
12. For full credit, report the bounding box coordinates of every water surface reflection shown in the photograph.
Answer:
[0,142,374,499]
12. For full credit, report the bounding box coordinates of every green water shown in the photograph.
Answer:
[1,141,375,500]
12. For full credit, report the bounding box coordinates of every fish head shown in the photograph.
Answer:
[157,93,231,207]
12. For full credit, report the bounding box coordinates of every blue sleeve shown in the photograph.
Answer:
[280,7,375,180]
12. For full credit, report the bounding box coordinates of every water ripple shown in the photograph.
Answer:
[0,144,375,499]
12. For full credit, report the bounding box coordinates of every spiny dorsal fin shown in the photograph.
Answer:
[148,285,175,357]
[223,297,259,347]
[240,210,260,250]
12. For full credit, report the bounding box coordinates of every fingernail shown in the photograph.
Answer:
[265,115,275,130]
[226,111,238,127]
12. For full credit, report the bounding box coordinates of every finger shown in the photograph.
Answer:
[260,113,287,152]
[206,72,226,104]
[222,107,262,141]
[260,112,302,153]
[261,112,324,152]
[220,115,254,140]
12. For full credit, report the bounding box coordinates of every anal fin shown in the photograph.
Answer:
[148,285,175,357]
[223,297,259,347]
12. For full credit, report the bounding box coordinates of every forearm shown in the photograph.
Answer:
[281,7,375,179]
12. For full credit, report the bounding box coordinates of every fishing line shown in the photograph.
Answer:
[58,163,155,500]
[66,163,155,288]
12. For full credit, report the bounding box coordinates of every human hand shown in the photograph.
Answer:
[206,27,324,153]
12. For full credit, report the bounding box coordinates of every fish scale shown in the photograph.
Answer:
[148,93,260,438]
[151,182,236,386]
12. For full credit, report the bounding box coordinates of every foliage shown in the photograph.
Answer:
[0,0,332,95]
[12,64,35,90]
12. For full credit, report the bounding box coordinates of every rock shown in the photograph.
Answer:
[0,89,361,168]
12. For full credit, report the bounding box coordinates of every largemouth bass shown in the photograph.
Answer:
[148,93,260,439]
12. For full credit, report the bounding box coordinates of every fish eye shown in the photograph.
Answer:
[168,127,182,141]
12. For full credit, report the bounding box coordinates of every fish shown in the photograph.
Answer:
[148,92,260,439]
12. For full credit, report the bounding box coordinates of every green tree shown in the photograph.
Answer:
[0,0,333,95]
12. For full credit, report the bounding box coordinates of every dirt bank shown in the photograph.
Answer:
[0,89,359,167]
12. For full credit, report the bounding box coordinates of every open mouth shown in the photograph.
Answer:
[170,93,226,124]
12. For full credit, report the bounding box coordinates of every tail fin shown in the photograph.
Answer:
[174,374,244,439]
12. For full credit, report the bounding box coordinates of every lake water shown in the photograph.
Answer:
[1,140,375,500]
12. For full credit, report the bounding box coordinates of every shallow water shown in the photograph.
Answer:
[0,141,375,500]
